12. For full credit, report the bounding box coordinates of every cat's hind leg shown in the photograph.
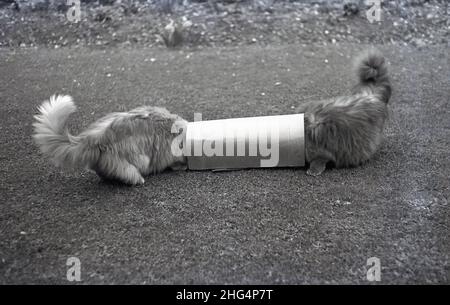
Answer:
[96,155,145,185]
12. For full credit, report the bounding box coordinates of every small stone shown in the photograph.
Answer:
[412,38,426,48]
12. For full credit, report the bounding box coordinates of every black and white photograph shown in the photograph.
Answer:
[0,0,449,289]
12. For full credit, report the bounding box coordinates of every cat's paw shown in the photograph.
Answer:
[306,168,324,176]
[128,175,145,186]
[306,159,327,176]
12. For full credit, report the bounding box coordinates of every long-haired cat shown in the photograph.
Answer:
[298,49,392,176]
[33,97,187,185]
[33,49,391,184]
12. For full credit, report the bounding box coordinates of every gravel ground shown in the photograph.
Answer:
[0,0,448,49]
[0,43,448,284]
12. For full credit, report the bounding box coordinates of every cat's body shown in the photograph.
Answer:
[298,49,392,175]
[33,96,186,185]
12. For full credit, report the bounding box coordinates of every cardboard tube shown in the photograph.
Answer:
[185,114,304,170]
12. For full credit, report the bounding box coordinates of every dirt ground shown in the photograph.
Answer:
[0,42,448,283]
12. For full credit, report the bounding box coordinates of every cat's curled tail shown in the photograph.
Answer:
[33,95,99,169]
[354,49,392,103]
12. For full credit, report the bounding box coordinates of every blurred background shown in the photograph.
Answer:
[0,0,448,49]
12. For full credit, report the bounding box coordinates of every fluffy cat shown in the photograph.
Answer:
[297,49,392,176]
[33,96,187,185]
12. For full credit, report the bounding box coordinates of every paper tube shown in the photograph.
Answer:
[184,114,304,170]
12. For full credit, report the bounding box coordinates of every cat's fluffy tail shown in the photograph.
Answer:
[33,95,98,169]
[354,49,392,103]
